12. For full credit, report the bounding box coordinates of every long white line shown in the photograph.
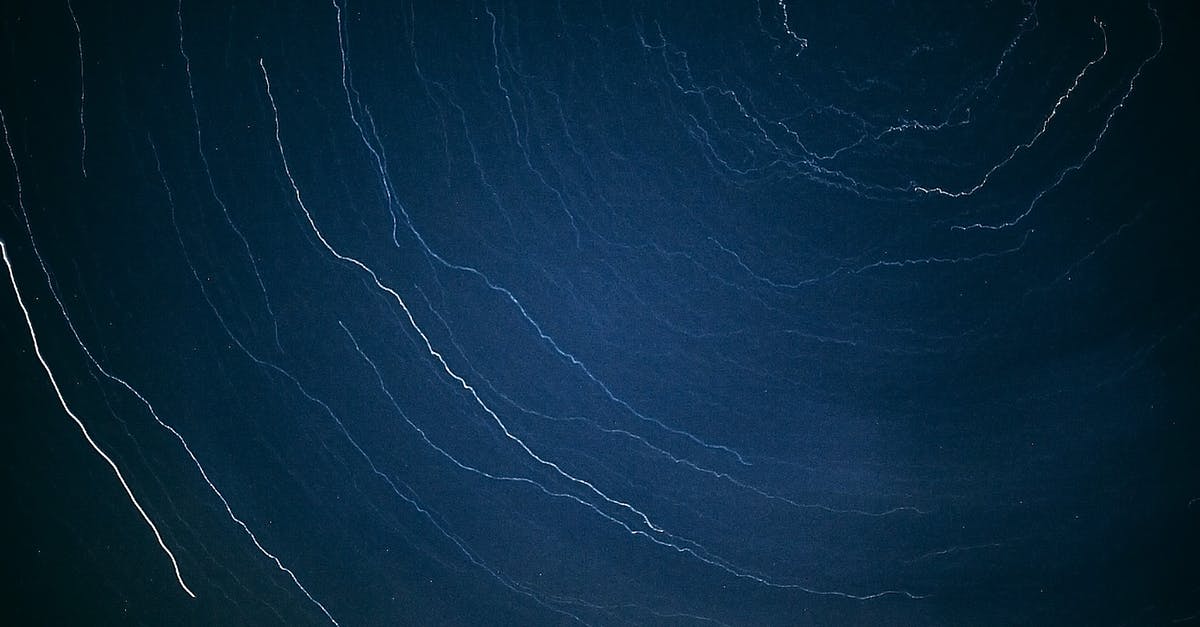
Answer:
[1,239,195,598]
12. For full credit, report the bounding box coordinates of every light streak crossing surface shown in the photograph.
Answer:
[1,103,337,623]
[0,0,1196,624]
[1,239,193,598]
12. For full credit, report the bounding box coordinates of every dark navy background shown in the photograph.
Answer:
[1,1,1196,625]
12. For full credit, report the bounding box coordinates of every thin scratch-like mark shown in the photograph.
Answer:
[261,58,925,602]
[915,17,1108,198]
[330,0,402,246]
[67,0,86,177]
[905,542,1006,563]
[260,57,667,537]
[2,240,195,598]
[3,83,335,618]
[347,85,748,467]
[2,107,194,597]
[176,0,284,354]
[710,229,1031,291]
[1045,212,1143,288]
[955,4,1164,231]
[147,135,341,625]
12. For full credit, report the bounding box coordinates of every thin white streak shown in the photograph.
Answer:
[1,239,195,598]
[66,0,86,177]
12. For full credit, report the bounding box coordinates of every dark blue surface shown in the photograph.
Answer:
[1,1,1196,625]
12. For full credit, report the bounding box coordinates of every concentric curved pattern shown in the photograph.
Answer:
[0,1,1195,625]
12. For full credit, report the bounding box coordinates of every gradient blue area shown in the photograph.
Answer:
[1,1,1196,625]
